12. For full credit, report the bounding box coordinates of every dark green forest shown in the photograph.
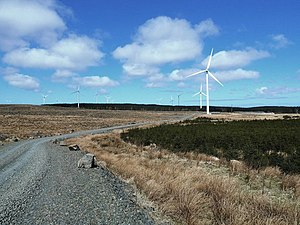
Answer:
[121,117,300,173]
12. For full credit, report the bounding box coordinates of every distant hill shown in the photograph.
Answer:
[47,103,299,114]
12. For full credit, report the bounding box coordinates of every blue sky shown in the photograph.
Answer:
[0,0,299,107]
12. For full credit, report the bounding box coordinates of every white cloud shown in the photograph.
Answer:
[3,71,40,91]
[214,68,260,81]
[122,64,159,77]
[113,16,219,76]
[73,76,119,88]
[3,35,104,71]
[145,82,165,88]
[203,48,270,70]
[256,86,300,96]
[0,0,66,51]
[52,69,75,79]
[256,86,269,95]
[195,19,219,37]
[145,73,168,88]
[271,34,291,49]
[177,82,186,88]
[169,68,198,81]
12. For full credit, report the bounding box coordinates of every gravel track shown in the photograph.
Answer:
[0,124,157,225]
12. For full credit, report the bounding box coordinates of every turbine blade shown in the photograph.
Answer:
[208,71,223,86]
[200,83,203,92]
[186,70,206,78]
[193,92,200,97]
[206,48,214,70]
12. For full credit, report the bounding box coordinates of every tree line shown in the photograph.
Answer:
[49,103,299,113]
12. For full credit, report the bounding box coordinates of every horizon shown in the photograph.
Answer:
[0,0,299,107]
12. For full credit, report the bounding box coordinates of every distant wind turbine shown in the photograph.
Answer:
[193,83,206,109]
[95,92,100,103]
[177,93,183,106]
[187,48,223,114]
[42,95,48,104]
[105,96,111,103]
[72,86,80,108]
[170,96,174,106]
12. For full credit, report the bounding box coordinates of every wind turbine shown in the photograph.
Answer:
[105,96,111,103]
[170,96,174,106]
[193,83,206,109]
[187,48,223,114]
[72,86,80,108]
[177,93,183,106]
[42,95,48,104]
[95,92,100,103]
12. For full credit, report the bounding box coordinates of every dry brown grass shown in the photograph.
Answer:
[67,133,300,225]
[0,104,193,141]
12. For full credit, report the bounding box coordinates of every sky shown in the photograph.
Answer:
[0,0,299,107]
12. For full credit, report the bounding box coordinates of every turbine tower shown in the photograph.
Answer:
[72,86,80,108]
[177,93,183,106]
[193,83,206,109]
[187,49,223,114]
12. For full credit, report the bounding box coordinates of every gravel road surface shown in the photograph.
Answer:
[0,124,159,225]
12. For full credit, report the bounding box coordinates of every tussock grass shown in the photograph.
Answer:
[67,133,300,225]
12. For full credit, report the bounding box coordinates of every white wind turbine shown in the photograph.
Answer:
[72,86,80,108]
[177,93,183,106]
[105,96,111,103]
[42,95,48,104]
[95,92,100,103]
[170,96,174,106]
[187,49,223,114]
[193,83,206,109]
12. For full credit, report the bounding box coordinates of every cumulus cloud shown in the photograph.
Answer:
[214,68,260,81]
[113,16,219,77]
[3,35,104,71]
[3,69,40,91]
[0,0,66,51]
[271,34,291,49]
[72,76,119,88]
[203,48,270,70]
[0,0,115,92]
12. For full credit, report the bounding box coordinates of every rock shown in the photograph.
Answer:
[68,144,80,151]
[78,153,97,168]
[0,134,9,142]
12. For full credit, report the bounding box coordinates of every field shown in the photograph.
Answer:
[0,104,193,143]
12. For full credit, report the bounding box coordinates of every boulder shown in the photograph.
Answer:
[78,153,97,168]
[68,144,80,151]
